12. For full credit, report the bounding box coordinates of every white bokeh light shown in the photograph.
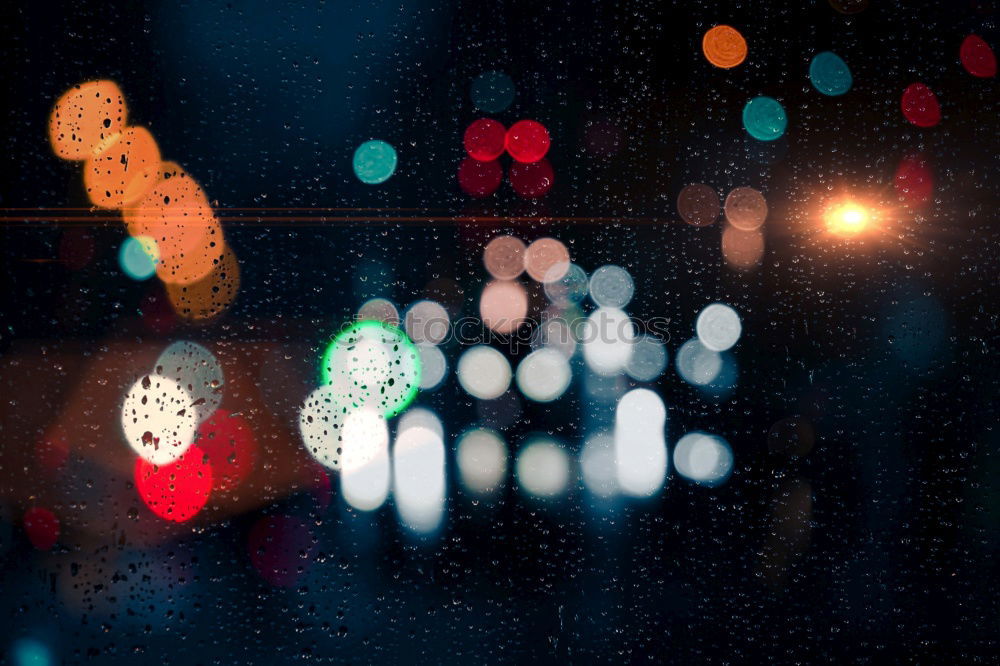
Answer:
[456,428,508,496]
[695,303,742,352]
[580,432,617,498]
[340,408,390,511]
[614,388,668,497]
[675,338,723,386]
[457,345,512,400]
[515,348,572,402]
[673,431,734,486]
[121,375,198,465]
[516,438,571,498]
[582,307,635,376]
[393,419,446,534]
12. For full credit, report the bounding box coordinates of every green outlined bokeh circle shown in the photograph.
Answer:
[321,320,421,418]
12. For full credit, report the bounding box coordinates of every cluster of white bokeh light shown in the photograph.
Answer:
[294,236,742,536]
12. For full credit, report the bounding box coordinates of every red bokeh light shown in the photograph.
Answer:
[900,83,941,128]
[464,118,506,162]
[247,515,315,587]
[134,445,213,523]
[960,34,997,78]
[509,158,554,198]
[458,157,503,197]
[197,409,257,493]
[894,153,934,208]
[23,507,60,550]
[505,120,551,163]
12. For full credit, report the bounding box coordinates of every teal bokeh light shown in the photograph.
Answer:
[118,236,158,281]
[742,96,788,141]
[10,638,52,666]
[809,51,852,96]
[352,140,397,185]
[470,71,515,113]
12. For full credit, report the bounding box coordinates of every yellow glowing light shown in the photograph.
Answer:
[826,201,870,235]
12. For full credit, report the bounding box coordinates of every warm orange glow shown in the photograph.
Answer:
[825,200,871,235]
[83,126,161,208]
[49,80,128,160]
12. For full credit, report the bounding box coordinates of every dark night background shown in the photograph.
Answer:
[1,0,999,663]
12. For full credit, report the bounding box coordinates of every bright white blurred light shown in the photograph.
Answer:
[393,423,445,533]
[675,338,722,386]
[340,409,390,511]
[580,432,616,498]
[417,344,447,390]
[516,438,571,498]
[582,307,635,376]
[404,300,450,345]
[298,384,347,469]
[673,432,733,486]
[456,428,508,495]
[121,375,198,465]
[457,345,511,400]
[695,303,742,352]
[154,341,224,423]
[589,265,634,309]
[625,335,668,382]
[515,348,572,402]
[397,407,444,440]
[614,389,667,497]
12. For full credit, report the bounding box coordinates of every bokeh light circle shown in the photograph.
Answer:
[625,335,668,382]
[458,157,503,197]
[673,432,734,486]
[321,320,421,418]
[353,139,398,184]
[743,96,787,141]
[900,83,941,128]
[516,348,572,403]
[48,80,127,160]
[524,237,570,283]
[456,428,508,495]
[509,158,554,198]
[155,341,225,424]
[483,235,526,280]
[83,126,161,208]
[464,118,506,162]
[724,186,768,231]
[677,183,720,227]
[119,236,158,280]
[298,384,348,470]
[404,300,450,345]
[516,438,571,498]
[702,25,747,69]
[675,338,722,386]
[505,120,551,164]
[457,345,511,400]
[121,374,198,465]
[480,279,529,334]
[696,303,742,352]
[134,445,212,522]
[543,263,589,306]
[470,71,515,113]
[589,265,634,309]
[960,34,997,78]
[417,344,448,390]
[809,51,852,96]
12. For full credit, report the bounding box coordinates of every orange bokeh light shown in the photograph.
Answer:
[49,80,128,160]
[83,126,161,208]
